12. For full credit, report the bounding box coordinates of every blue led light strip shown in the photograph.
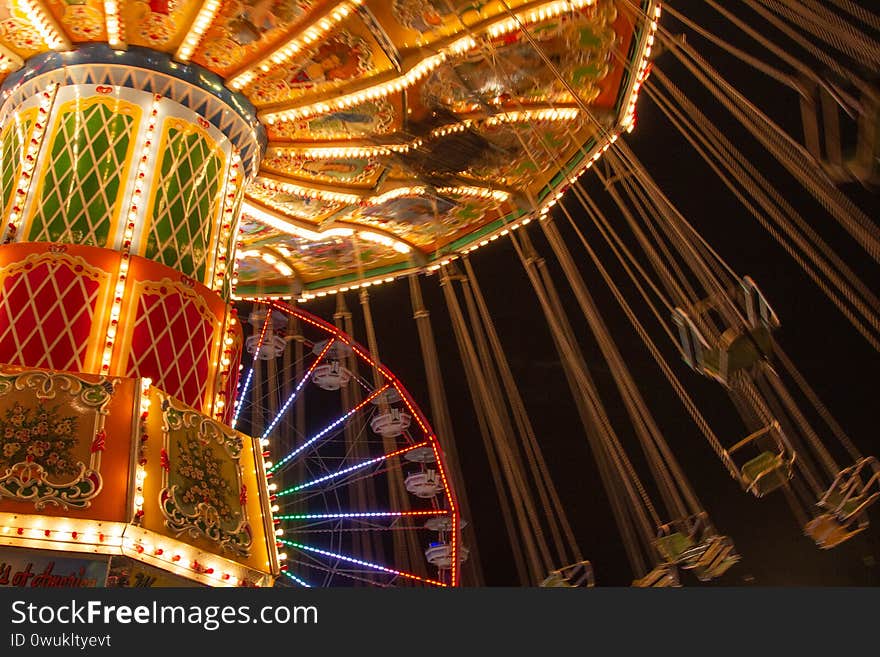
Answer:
[261,339,335,440]
[269,384,390,473]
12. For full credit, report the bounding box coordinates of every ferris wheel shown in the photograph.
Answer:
[231,299,464,587]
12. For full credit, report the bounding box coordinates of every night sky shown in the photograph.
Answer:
[244,2,880,586]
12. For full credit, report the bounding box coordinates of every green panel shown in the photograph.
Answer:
[28,102,135,247]
[146,126,224,282]
[0,118,30,216]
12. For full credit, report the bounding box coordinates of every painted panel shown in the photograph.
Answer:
[27,96,140,248]
[145,118,226,283]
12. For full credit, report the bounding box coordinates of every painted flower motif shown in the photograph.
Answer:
[0,401,79,477]
[27,443,45,457]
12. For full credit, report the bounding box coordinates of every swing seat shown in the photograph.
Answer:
[700,326,774,383]
[740,450,792,497]
[632,564,680,588]
[654,532,696,564]
[804,513,867,550]
[673,278,778,385]
[685,536,740,581]
[817,457,880,522]
[540,561,595,588]
[820,489,873,519]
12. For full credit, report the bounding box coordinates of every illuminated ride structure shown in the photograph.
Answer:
[0,0,877,587]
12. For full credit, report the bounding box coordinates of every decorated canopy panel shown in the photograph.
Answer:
[0,0,657,296]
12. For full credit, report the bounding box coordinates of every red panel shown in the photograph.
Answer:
[0,257,101,371]
[126,285,215,410]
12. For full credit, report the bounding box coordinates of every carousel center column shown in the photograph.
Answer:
[0,46,264,421]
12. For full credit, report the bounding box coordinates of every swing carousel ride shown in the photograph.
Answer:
[0,0,877,587]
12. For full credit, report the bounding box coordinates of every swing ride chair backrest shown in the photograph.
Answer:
[653,514,707,564]
[632,564,680,588]
[673,277,780,385]
[651,512,738,580]
[804,510,869,550]
[799,72,880,186]
[803,457,879,550]
[818,456,880,522]
[539,561,595,588]
[727,421,796,497]
[685,535,740,582]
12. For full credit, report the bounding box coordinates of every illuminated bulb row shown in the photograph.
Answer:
[104,0,124,49]
[134,466,147,516]
[426,255,460,271]
[214,312,238,420]
[430,121,471,139]
[460,218,531,255]
[367,186,426,206]
[4,84,56,242]
[263,36,475,123]
[176,0,223,62]
[294,274,398,302]
[214,154,241,291]
[102,93,160,372]
[254,177,362,205]
[133,377,152,520]
[622,3,662,131]
[436,186,509,202]
[121,534,252,586]
[229,0,362,90]
[484,108,579,126]
[1,522,124,548]
[19,0,71,50]
[486,0,596,40]
[269,141,415,160]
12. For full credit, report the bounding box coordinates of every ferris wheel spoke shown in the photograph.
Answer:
[231,306,274,429]
[276,441,431,495]
[260,339,336,440]
[280,539,448,587]
[282,571,312,588]
[269,384,391,473]
[288,558,394,588]
[279,510,447,524]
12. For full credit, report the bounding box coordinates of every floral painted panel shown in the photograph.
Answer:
[159,395,252,557]
[0,369,116,510]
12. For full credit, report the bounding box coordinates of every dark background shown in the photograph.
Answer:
[242,2,880,586]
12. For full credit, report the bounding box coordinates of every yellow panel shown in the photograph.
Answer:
[44,0,107,42]
[139,386,276,582]
[0,2,48,57]
[124,0,202,51]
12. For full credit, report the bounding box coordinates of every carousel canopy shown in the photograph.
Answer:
[0,0,655,296]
